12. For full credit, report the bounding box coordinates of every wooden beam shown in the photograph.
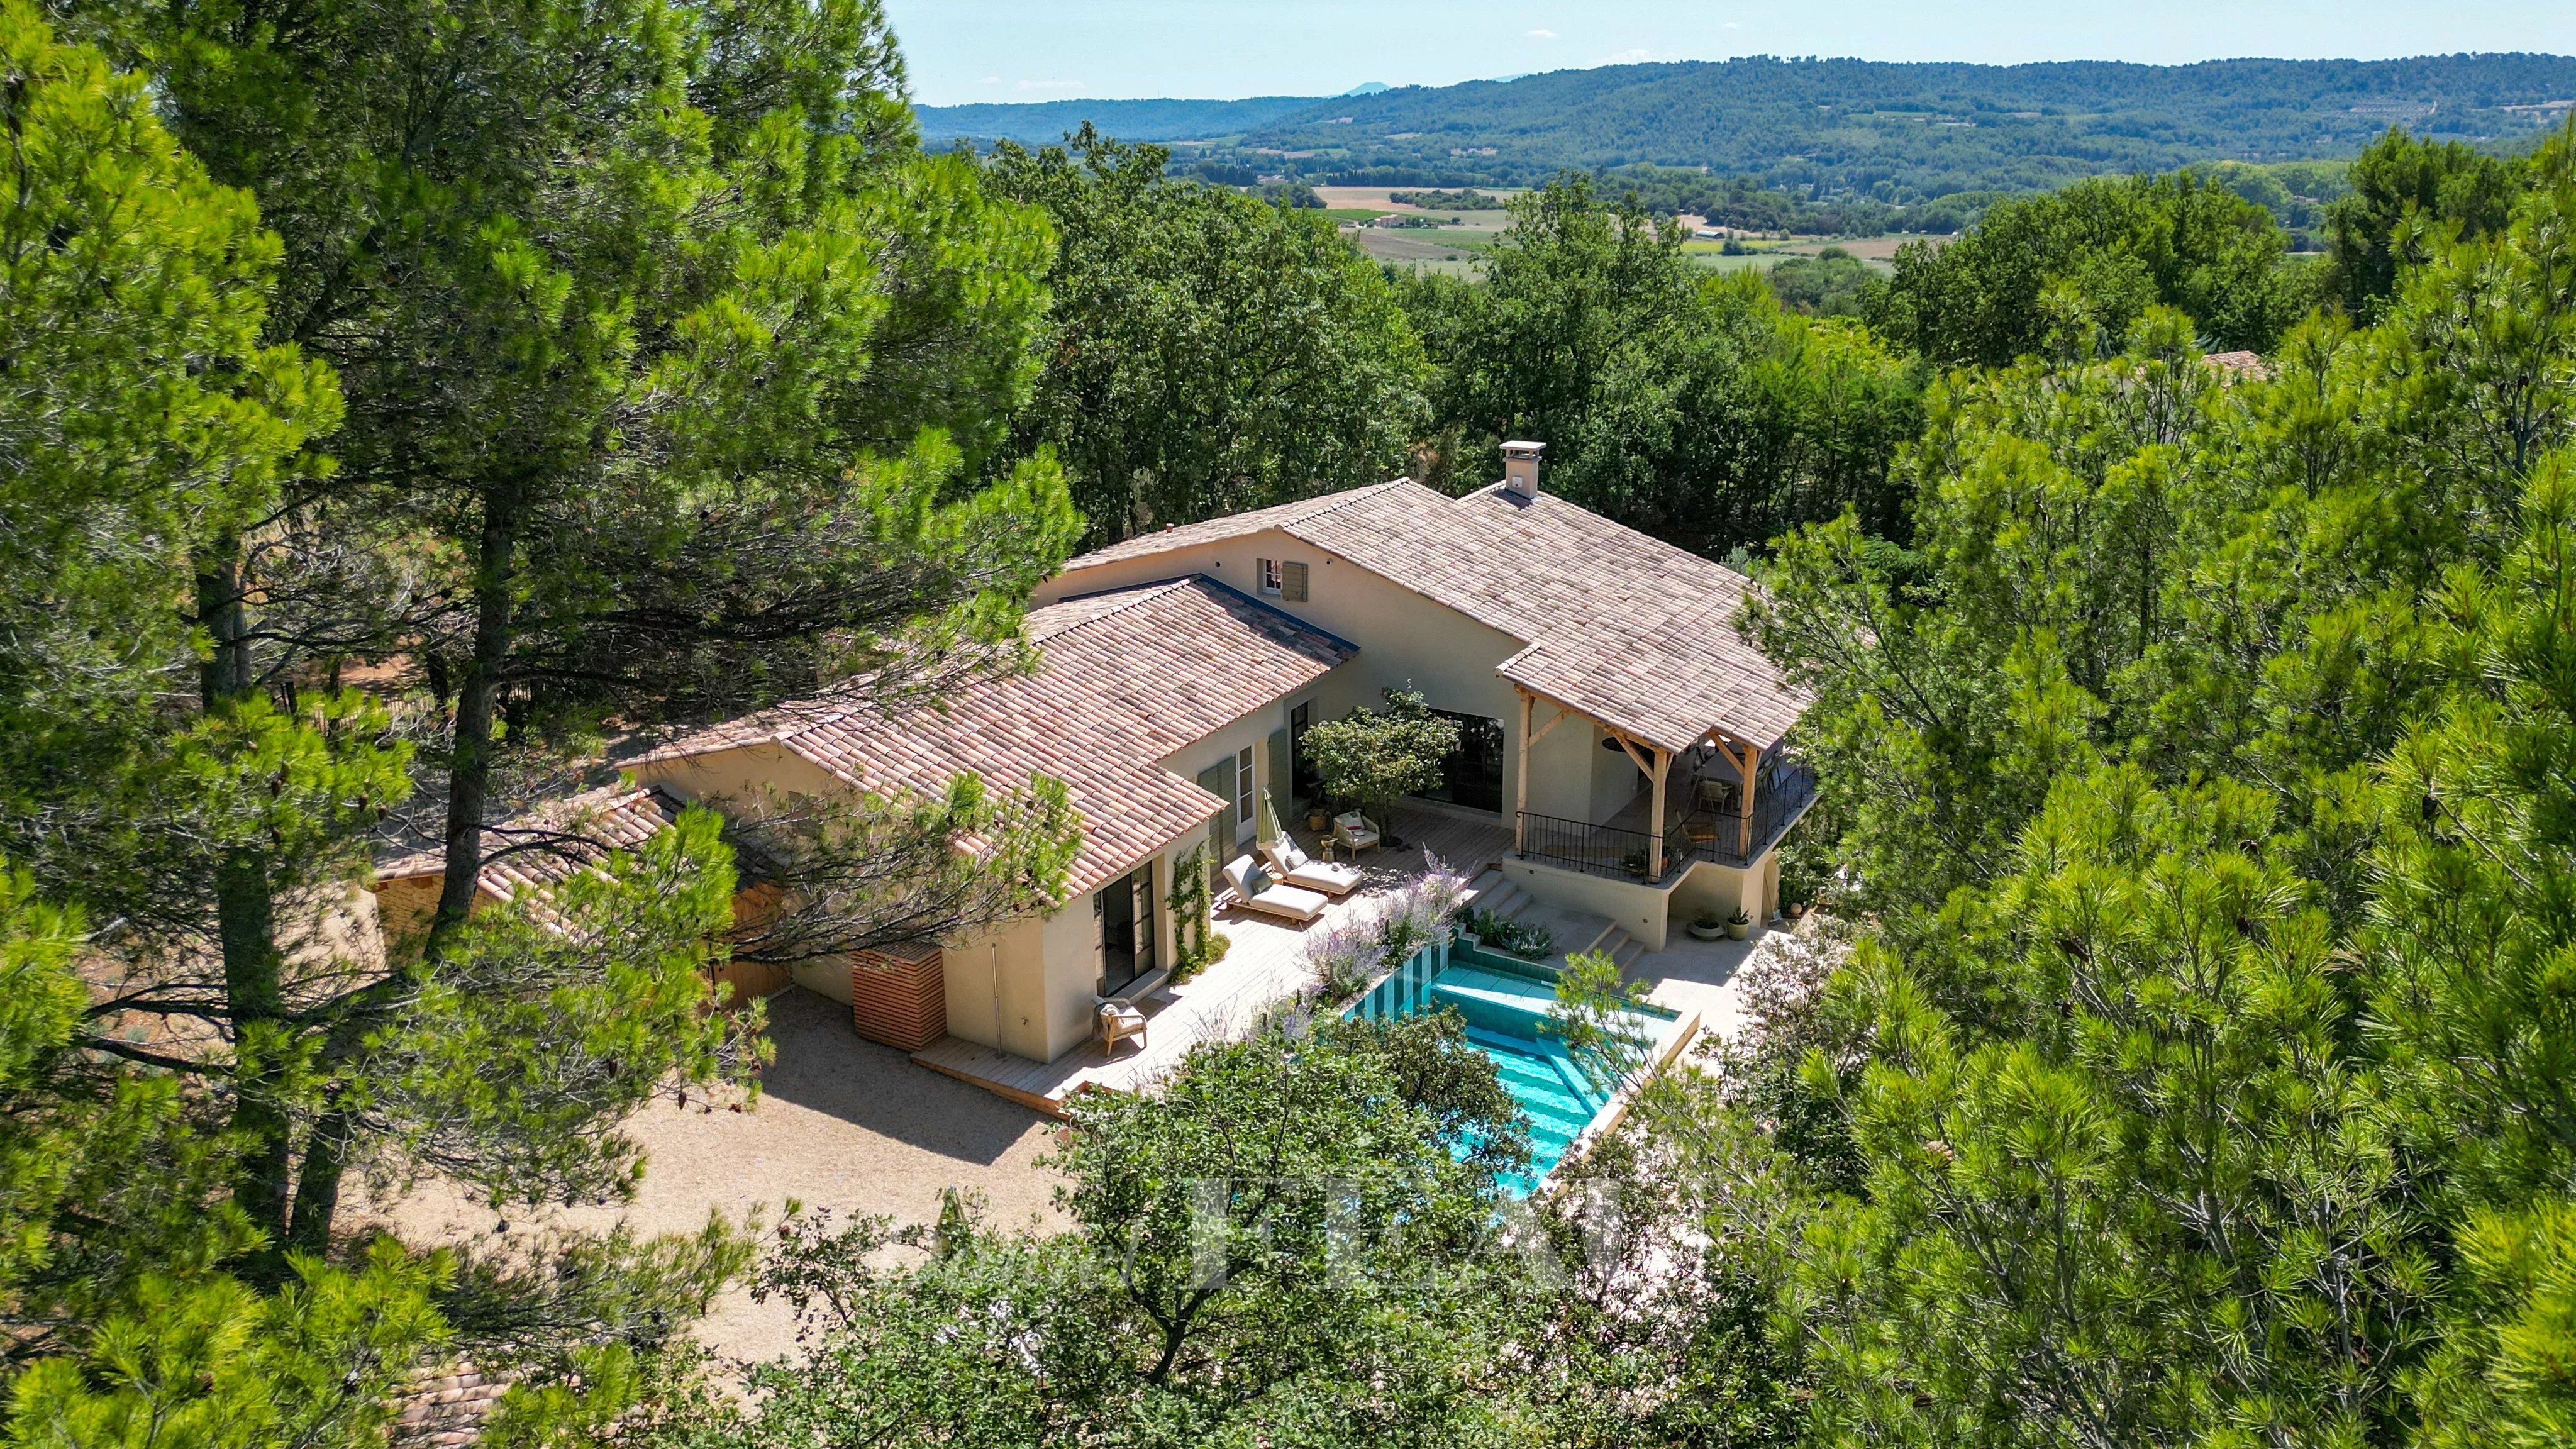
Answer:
[1526,701,1577,748]
[1514,690,1534,854]
[1608,730,1655,779]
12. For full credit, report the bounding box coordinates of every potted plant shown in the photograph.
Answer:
[1301,687,1459,852]
[1687,913,1727,942]
[1726,907,1752,940]
[1306,805,1330,831]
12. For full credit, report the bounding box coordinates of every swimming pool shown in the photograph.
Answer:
[1347,939,1676,1196]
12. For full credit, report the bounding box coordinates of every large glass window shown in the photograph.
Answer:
[1094,862,1157,998]
[1289,701,1318,803]
[1424,710,1506,813]
[1236,747,1256,843]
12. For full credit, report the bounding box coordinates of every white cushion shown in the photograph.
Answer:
[1273,838,1312,870]
[1223,855,1257,894]
[1282,860,1361,892]
[1246,879,1328,915]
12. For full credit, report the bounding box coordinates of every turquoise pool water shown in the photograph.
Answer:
[1347,940,1674,1196]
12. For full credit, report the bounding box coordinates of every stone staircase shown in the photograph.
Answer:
[1462,869,1648,974]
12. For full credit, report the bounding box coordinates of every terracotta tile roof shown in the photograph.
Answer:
[375,786,684,904]
[641,577,1355,900]
[1067,482,1410,569]
[1059,479,1809,755]
[2203,349,2272,382]
[392,1365,507,1449]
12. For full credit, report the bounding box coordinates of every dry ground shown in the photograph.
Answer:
[364,987,1067,1365]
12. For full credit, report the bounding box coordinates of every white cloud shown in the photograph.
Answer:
[980,75,1002,84]
[1592,47,1656,65]
[1526,28,1555,38]
[1722,20,1740,28]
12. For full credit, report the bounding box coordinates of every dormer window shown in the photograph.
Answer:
[1257,558,1283,596]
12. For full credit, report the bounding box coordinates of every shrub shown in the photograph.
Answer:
[1302,689,1460,830]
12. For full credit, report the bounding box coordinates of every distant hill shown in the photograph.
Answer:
[923,54,2576,200]
[915,95,1326,145]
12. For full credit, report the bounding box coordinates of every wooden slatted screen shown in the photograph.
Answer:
[849,943,947,1050]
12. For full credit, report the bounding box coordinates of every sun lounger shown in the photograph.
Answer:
[1262,837,1362,896]
[1222,855,1328,924]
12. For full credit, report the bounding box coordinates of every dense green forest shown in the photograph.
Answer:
[922,52,2576,207]
[12,0,2576,1441]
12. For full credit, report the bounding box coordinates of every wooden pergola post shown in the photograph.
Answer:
[1736,738,1761,858]
[1647,745,1670,878]
[1514,689,1534,854]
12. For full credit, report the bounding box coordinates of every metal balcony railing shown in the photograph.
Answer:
[1514,761,1819,885]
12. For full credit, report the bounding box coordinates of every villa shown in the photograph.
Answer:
[380,445,1817,1111]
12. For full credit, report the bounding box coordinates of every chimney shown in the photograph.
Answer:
[1501,440,1545,498]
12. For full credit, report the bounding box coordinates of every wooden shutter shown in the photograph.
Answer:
[1266,729,1292,826]
[1196,760,1235,868]
[1281,560,1309,601]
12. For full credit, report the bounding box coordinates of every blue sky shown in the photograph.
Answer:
[887,1,2576,107]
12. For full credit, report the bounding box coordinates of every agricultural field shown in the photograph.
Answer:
[1324,184,1923,277]
[1680,233,1921,273]
[1318,185,1516,274]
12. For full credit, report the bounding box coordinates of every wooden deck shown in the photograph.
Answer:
[911,809,1514,1115]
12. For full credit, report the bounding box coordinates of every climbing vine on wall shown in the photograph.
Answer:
[1166,843,1226,982]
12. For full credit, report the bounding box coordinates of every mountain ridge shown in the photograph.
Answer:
[917,53,2576,198]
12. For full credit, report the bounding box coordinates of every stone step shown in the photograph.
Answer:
[1609,931,1647,972]
[1573,918,1624,958]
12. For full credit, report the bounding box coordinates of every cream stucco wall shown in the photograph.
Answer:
[1501,857,1673,952]
[635,694,1318,1066]
[1165,701,1295,864]
[630,740,848,805]
[637,743,868,1008]
[1670,859,1753,939]
[1041,529,1534,824]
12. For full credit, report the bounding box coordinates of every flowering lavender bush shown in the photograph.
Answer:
[1305,914,1380,1002]
[1304,850,1470,1006]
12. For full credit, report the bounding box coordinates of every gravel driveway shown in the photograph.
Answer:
[372,986,1067,1363]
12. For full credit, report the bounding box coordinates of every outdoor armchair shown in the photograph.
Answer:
[1333,811,1382,857]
